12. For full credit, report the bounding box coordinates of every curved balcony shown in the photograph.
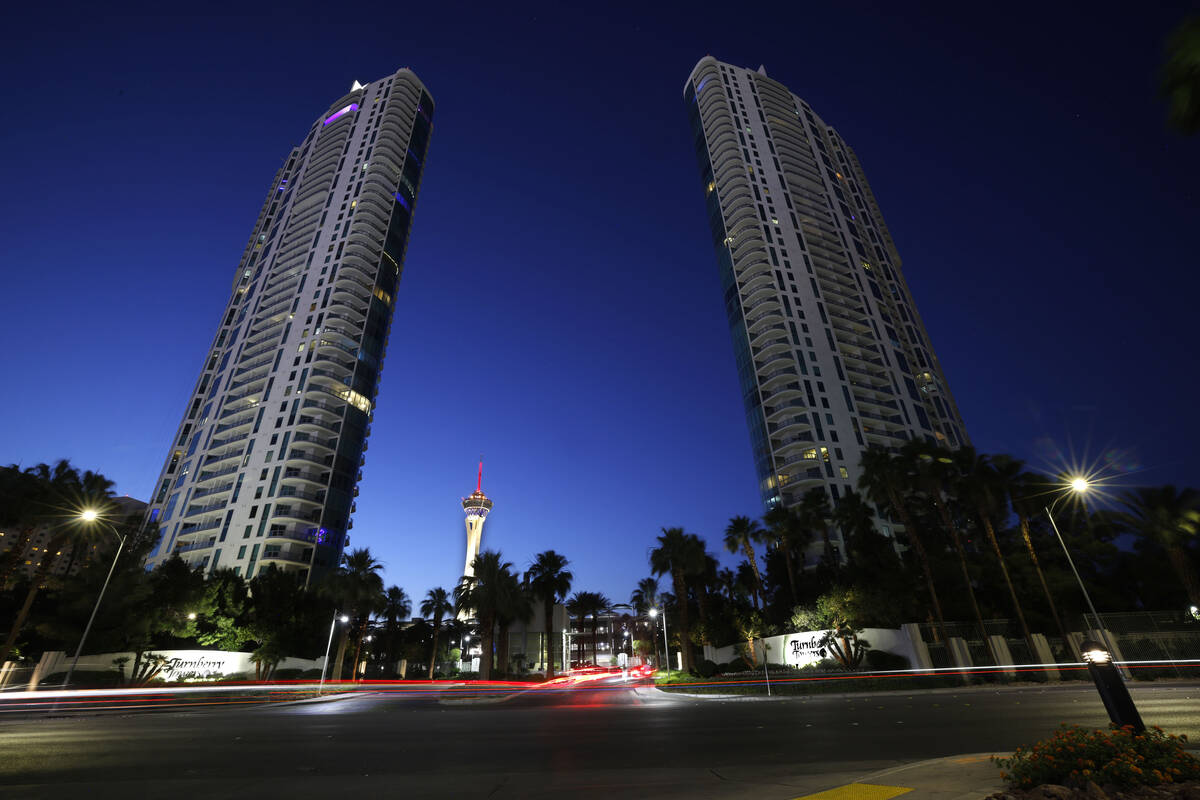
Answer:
[264,526,319,545]
[277,486,326,504]
[203,447,245,469]
[295,414,341,435]
[769,415,811,437]
[272,505,322,525]
[282,467,330,486]
[178,517,222,536]
[214,412,255,436]
[176,539,216,555]
[748,322,787,347]
[291,432,337,452]
[755,352,793,374]
[259,550,312,567]
[192,481,235,501]
[287,449,334,470]
[752,337,790,360]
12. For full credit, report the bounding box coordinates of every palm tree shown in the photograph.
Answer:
[649,527,704,671]
[525,550,573,678]
[859,445,949,645]
[796,488,835,565]
[419,587,453,679]
[567,591,612,664]
[382,585,412,675]
[0,462,116,666]
[1109,486,1200,606]
[320,548,385,681]
[956,448,1034,655]
[0,462,83,587]
[723,516,765,609]
[495,575,533,677]
[630,577,661,666]
[454,550,517,681]
[1162,16,1200,135]
[902,440,996,664]
[763,504,809,606]
[995,457,1071,645]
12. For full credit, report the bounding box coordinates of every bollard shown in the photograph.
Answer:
[1081,640,1144,732]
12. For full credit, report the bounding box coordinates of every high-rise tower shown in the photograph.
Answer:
[460,461,493,579]
[143,68,434,585]
[684,57,968,555]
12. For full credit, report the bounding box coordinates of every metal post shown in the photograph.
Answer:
[319,610,339,695]
[660,611,669,674]
[63,531,125,688]
[1045,506,1121,663]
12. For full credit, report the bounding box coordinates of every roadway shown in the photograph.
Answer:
[2,678,1198,799]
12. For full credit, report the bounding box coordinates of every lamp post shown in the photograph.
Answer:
[63,510,126,688]
[1081,639,1144,731]
[1045,477,1118,659]
[319,612,349,695]
[649,608,669,674]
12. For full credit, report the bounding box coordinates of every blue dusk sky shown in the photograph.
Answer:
[2,2,1197,606]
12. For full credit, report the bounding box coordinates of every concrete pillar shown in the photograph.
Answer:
[947,636,973,683]
[901,623,934,670]
[987,635,1016,678]
[29,650,65,690]
[1030,633,1060,680]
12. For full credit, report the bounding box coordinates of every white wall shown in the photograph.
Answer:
[706,627,920,669]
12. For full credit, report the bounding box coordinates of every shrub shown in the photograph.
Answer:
[994,725,1200,789]
[697,660,719,678]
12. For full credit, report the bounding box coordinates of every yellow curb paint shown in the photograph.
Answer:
[952,755,994,764]
[791,783,914,800]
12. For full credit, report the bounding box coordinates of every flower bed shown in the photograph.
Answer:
[989,725,1200,800]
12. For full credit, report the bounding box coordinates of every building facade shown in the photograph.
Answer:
[143,69,434,585]
[684,57,968,551]
[460,462,492,580]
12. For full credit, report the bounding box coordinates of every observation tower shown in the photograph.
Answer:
[461,461,493,579]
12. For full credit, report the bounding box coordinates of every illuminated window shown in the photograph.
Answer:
[839,467,849,479]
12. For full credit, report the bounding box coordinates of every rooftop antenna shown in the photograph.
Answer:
[477,456,483,493]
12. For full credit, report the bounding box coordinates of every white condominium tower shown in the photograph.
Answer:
[684,57,968,547]
[143,68,434,585]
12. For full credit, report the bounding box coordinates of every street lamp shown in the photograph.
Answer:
[319,612,350,694]
[187,612,197,621]
[63,510,126,688]
[649,608,669,674]
[1081,639,1145,731]
[1044,477,1117,656]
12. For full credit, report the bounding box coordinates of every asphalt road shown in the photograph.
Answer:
[2,679,1198,799]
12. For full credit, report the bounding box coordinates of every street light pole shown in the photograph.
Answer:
[63,514,126,688]
[1045,502,1118,658]
[319,611,348,695]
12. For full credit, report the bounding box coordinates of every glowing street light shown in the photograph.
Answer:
[1080,639,1144,731]
[63,509,125,688]
[187,612,197,621]
[1045,477,1117,662]
[318,612,351,694]
[649,608,669,674]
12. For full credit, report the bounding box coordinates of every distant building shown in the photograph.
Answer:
[141,68,435,586]
[460,461,492,580]
[683,57,969,553]
[0,496,147,582]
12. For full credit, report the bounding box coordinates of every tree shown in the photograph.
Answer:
[319,548,385,681]
[630,577,661,667]
[956,448,1035,656]
[419,587,452,679]
[796,488,835,566]
[649,527,704,672]
[790,588,874,670]
[454,550,517,681]
[1108,486,1200,606]
[901,440,995,663]
[525,550,573,678]
[0,462,116,666]
[859,446,949,645]
[566,591,611,665]
[994,457,1072,646]
[1162,16,1200,135]
[722,516,765,609]
[763,504,809,607]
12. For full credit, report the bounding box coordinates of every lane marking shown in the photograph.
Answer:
[792,782,913,800]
